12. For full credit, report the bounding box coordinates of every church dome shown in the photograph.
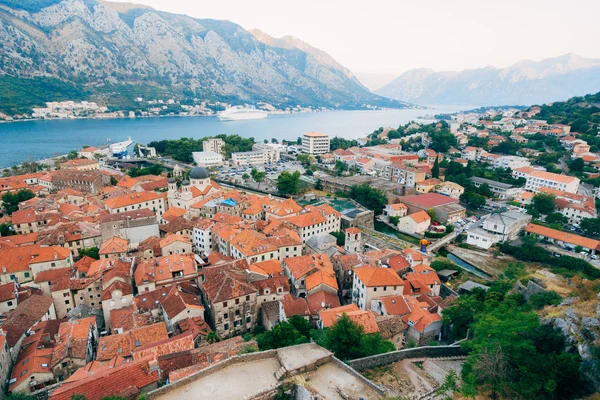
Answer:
[168,178,176,183]
[189,166,209,180]
[182,179,190,186]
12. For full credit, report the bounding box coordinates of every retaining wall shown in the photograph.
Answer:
[348,344,466,371]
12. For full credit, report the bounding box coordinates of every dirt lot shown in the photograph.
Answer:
[363,358,465,399]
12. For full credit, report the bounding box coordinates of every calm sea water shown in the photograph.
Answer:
[0,106,470,169]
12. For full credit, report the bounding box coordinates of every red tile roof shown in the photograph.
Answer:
[354,266,404,287]
[3,295,54,347]
[96,323,169,361]
[49,357,159,400]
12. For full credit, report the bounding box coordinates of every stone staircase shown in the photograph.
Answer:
[274,365,287,381]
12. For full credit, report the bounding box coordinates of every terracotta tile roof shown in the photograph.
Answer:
[161,207,187,223]
[160,285,204,319]
[102,280,133,301]
[87,258,130,277]
[110,305,151,333]
[333,253,365,272]
[137,236,161,256]
[252,275,289,296]
[283,211,326,228]
[248,259,283,276]
[178,317,212,340]
[3,295,54,347]
[104,191,164,209]
[304,131,328,137]
[99,236,128,255]
[373,294,411,316]
[281,294,310,317]
[404,271,440,289]
[345,310,380,333]
[0,232,38,248]
[306,291,341,315]
[386,255,411,273]
[230,229,277,257]
[0,245,71,273]
[132,332,195,360]
[528,170,579,184]
[134,285,174,312]
[96,323,169,361]
[201,259,257,303]
[267,198,302,217]
[409,210,431,224]
[0,282,17,302]
[318,304,359,327]
[354,265,404,287]
[305,270,338,292]
[525,223,600,250]
[9,339,54,392]
[49,357,159,400]
[134,253,196,286]
[159,233,191,248]
[51,317,96,367]
[284,254,333,280]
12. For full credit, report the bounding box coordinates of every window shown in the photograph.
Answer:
[24,272,30,278]
[63,292,69,298]
[246,316,252,323]
[9,275,15,280]
[222,301,227,308]
[224,323,229,330]
[235,298,239,305]
[235,310,240,316]
[223,313,228,319]
[7,301,12,306]
[65,300,70,305]
[246,295,250,301]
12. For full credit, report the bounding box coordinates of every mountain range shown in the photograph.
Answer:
[377,53,600,106]
[0,0,403,114]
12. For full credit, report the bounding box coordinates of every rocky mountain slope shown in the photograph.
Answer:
[377,53,600,106]
[0,0,403,113]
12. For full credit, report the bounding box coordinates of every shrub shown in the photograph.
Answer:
[529,291,562,309]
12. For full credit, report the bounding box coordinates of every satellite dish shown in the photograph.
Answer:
[321,301,326,308]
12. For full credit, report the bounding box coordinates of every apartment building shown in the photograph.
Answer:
[302,132,330,155]
[231,148,278,166]
[51,169,111,194]
[390,163,425,187]
[513,168,580,194]
[202,138,225,154]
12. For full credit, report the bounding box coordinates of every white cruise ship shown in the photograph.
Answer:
[218,106,268,121]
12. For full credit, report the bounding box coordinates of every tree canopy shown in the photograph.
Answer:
[277,171,301,196]
[348,184,388,214]
[1,189,35,215]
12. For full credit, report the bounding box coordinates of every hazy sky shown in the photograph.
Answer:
[112,0,600,75]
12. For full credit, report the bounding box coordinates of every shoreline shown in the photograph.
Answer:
[0,105,419,125]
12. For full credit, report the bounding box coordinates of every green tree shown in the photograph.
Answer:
[271,138,279,144]
[581,217,600,236]
[242,173,250,182]
[0,223,15,237]
[568,157,585,172]
[79,247,100,260]
[330,230,346,246]
[324,314,365,360]
[460,191,486,209]
[531,193,556,215]
[431,155,440,178]
[426,208,437,221]
[529,290,562,310]
[389,216,400,226]
[206,331,219,344]
[1,189,35,215]
[477,183,492,197]
[334,160,348,177]
[288,315,312,339]
[251,169,266,188]
[277,171,301,196]
[348,184,388,214]
[256,321,307,350]
[315,179,323,191]
[296,154,313,167]
[67,150,79,160]
[546,212,568,225]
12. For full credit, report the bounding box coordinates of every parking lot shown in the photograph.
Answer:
[214,159,305,190]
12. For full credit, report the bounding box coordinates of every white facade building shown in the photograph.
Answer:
[202,138,224,154]
[192,151,224,167]
[302,132,330,155]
